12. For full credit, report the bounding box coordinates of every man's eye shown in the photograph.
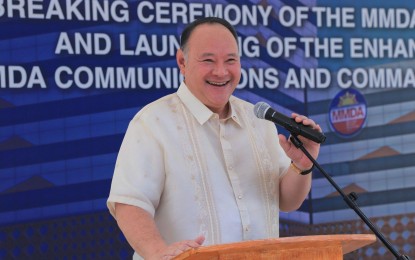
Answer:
[203,59,214,63]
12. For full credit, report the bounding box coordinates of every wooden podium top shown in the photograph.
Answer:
[174,234,376,260]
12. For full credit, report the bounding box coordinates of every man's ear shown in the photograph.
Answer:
[176,49,186,75]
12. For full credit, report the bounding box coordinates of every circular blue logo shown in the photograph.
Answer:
[329,89,367,138]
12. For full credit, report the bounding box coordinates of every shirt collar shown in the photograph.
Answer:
[177,82,242,127]
[227,97,242,127]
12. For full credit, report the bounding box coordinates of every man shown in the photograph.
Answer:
[107,17,321,259]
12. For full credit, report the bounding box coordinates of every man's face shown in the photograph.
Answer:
[177,23,241,116]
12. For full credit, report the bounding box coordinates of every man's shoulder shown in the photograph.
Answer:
[134,92,180,119]
[230,95,254,110]
[230,96,257,118]
[230,96,277,130]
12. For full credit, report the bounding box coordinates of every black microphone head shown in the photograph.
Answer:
[254,102,271,119]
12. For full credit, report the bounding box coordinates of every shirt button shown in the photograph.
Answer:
[238,195,243,199]
[228,166,233,170]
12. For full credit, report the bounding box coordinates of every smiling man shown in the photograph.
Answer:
[107,17,321,260]
[176,20,241,119]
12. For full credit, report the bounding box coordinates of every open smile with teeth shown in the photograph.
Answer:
[207,80,230,86]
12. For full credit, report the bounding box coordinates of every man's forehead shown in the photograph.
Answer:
[198,52,238,57]
[190,23,233,37]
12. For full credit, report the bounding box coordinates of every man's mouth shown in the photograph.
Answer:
[206,80,230,87]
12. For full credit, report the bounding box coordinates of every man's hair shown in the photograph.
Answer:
[179,17,238,53]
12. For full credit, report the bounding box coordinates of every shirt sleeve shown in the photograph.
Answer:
[266,120,291,177]
[107,111,165,218]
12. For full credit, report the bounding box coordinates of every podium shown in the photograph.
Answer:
[174,234,376,259]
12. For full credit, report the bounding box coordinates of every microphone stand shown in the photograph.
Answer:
[289,134,412,260]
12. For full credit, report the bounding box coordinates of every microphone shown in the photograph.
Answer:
[254,102,326,144]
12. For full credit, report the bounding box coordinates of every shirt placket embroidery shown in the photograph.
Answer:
[240,106,280,238]
[219,120,252,240]
[181,103,221,245]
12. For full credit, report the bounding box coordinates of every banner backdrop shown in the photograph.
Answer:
[1,0,415,247]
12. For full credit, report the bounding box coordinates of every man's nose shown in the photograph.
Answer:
[212,63,228,76]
